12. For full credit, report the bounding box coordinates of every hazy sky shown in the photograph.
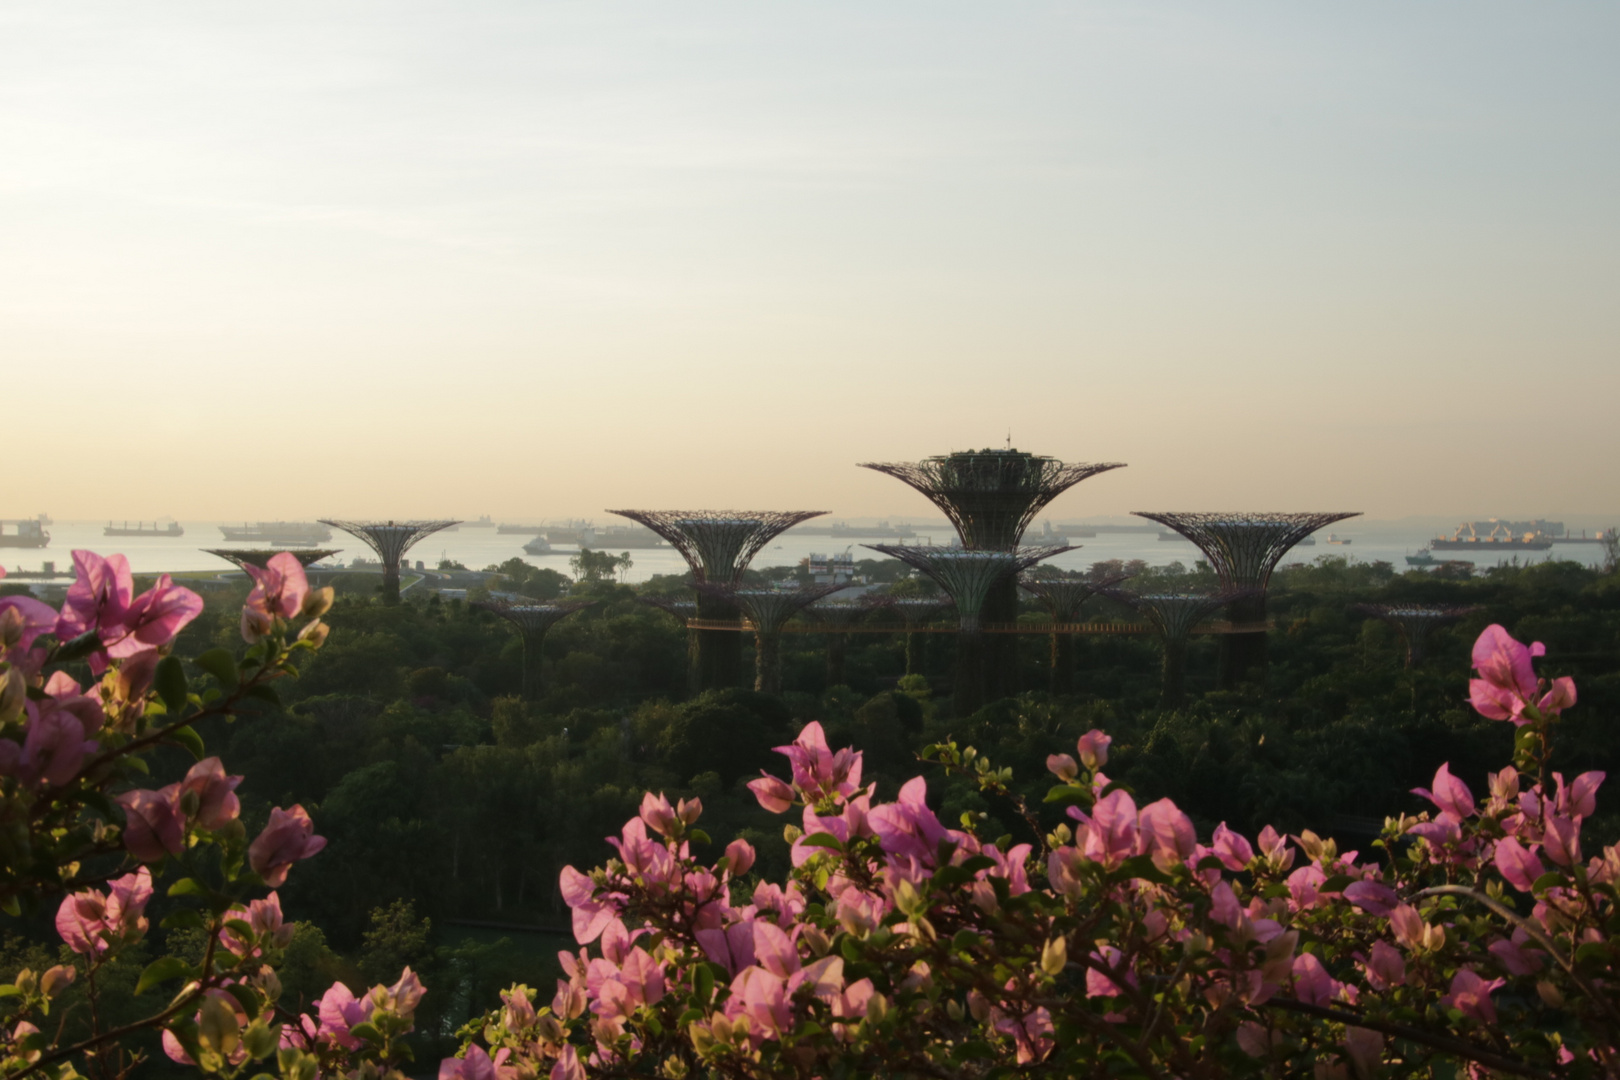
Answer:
[3,3,1616,523]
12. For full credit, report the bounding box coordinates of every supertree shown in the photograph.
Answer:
[870,597,954,677]
[202,549,341,571]
[860,449,1123,695]
[1108,590,1244,707]
[1019,569,1137,693]
[1131,511,1360,688]
[1355,603,1483,668]
[799,596,882,688]
[319,520,460,604]
[694,584,850,694]
[638,595,701,695]
[473,598,596,699]
[607,510,826,690]
[867,545,1069,714]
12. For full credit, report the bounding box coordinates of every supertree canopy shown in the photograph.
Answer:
[1019,570,1137,693]
[320,520,459,604]
[607,510,827,690]
[695,583,850,693]
[473,598,595,699]
[1131,512,1360,687]
[1109,590,1246,706]
[1355,603,1483,668]
[868,544,1069,713]
[859,450,1124,550]
[202,549,341,571]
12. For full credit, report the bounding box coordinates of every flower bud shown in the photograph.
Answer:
[301,587,334,619]
[1040,936,1068,976]
[946,998,964,1021]
[297,620,330,648]
[0,608,25,649]
[783,824,802,844]
[1537,980,1565,1008]
[800,924,831,957]
[966,990,990,1022]
[865,992,889,1023]
[0,667,23,726]
[40,965,75,998]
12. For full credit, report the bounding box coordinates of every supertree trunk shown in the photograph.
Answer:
[685,628,702,696]
[904,631,918,676]
[1218,593,1268,689]
[953,629,986,716]
[1050,633,1075,694]
[381,561,402,605]
[825,633,848,688]
[695,591,743,691]
[522,635,544,700]
[755,632,783,693]
[1161,638,1189,707]
[978,576,1020,701]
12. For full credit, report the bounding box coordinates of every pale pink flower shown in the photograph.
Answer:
[1468,624,1575,723]
[1210,822,1254,871]
[1412,763,1475,819]
[1077,729,1111,771]
[1543,815,1582,867]
[746,775,796,814]
[1085,945,1134,998]
[180,757,242,830]
[1443,969,1504,1025]
[1076,789,1137,868]
[116,786,185,862]
[245,552,310,621]
[248,805,326,886]
[1488,935,1546,976]
[1291,953,1340,1007]
[20,701,99,787]
[1363,941,1405,989]
[1494,836,1545,892]
[439,1044,496,1080]
[1343,880,1399,916]
[725,838,756,876]
[1045,753,1078,781]
[55,868,152,955]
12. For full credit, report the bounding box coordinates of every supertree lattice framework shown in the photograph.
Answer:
[473,598,595,699]
[607,511,827,691]
[1131,512,1360,687]
[319,520,459,605]
[695,583,850,693]
[1019,571,1137,693]
[1355,604,1483,668]
[868,545,1070,714]
[1109,590,1245,707]
[800,596,885,688]
[861,450,1122,700]
[202,549,341,571]
[859,451,1124,550]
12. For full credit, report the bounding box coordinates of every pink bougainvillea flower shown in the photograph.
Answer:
[1557,771,1605,819]
[1045,753,1078,781]
[220,892,293,956]
[116,786,185,862]
[1138,798,1197,869]
[55,551,134,644]
[746,774,796,814]
[773,721,863,802]
[1468,624,1575,724]
[1085,945,1135,998]
[54,868,152,956]
[248,804,326,886]
[725,838,756,876]
[1343,880,1399,916]
[1074,788,1137,869]
[440,1042,497,1080]
[1412,763,1475,820]
[1543,815,1582,867]
[1209,822,1255,871]
[0,594,58,654]
[1488,935,1546,976]
[1077,729,1111,771]
[1363,940,1405,989]
[549,1045,584,1080]
[245,552,310,620]
[559,865,616,944]
[19,701,99,787]
[180,757,243,830]
[109,575,203,660]
[1291,953,1341,1007]
[1443,969,1505,1025]
[868,776,948,864]
[1494,836,1546,892]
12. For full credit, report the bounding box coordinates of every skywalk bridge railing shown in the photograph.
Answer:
[682,618,1273,635]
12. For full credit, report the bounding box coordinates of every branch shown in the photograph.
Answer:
[1262,998,1550,1079]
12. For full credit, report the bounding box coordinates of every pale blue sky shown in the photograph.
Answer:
[3,3,1615,521]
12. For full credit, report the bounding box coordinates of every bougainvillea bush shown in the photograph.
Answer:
[1,550,1615,1080]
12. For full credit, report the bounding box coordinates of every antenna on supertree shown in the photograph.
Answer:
[695,583,850,693]
[799,595,884,688]
[319,520,460,604]
[203,549,341,572]
[473,597,596,699]
[1355,603,1482,668]
[607,510,827,689]
[1108,589,1252,707]
[867,545,1070,714]
[1131,511,1360,688]
[1019,569,1137,693]
[638,594,701,695]
[860,449,1122,697]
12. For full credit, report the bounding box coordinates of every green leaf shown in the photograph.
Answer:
[0,986,23,999]
[1532,871,1567,894]
[194,648,239,690]
[347,1021,382,1044]
[224,983,263,1020]
[167,724,206,761]
[799,832,845,852]
[1043,785,1089,807]
[243,683,281,707]
[155,656,188,713]
[136,956,194,996]
[687,828,711,846]
[1117,855,1172,885]
[694,963,714,1006]
[168,877,204,898]
[51,629,102,663]
[243,1020,280,1062]
[840,937,862,962]
[1321,874,1355,894]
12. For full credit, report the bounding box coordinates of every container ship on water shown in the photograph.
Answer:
[218,521,334,547]
[1430,521,1553,551]
[105,520,184,537]
[0,517,50,549]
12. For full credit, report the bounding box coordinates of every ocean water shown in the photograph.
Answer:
[3,519,1606,584]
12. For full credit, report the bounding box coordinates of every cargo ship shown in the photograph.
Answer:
[1431,522,1552,551]
[0,517,49,549]
[464,515,496,528]
[219,521,334,546]
[105,520,183,537]
[581,525,664,549]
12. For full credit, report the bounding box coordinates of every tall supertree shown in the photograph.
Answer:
[872,597,953,676]
[1131,512,1360,688]
[607,511,826,690]
[1019,570,1137,693]
[319,520,459,604]
[799,596,881,688]
[695,584,849,694]
[867,545,1069,714]
[638,595,701,695]
[202,549,341,571]
[473,598,595,699]
[860,450,1123,696]
[1355,604,1482,668]
[1109,590,1243,707]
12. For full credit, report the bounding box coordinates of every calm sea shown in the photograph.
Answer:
[4,520,1606,584]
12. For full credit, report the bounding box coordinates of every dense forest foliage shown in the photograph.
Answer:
[4,553,1617,1061]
